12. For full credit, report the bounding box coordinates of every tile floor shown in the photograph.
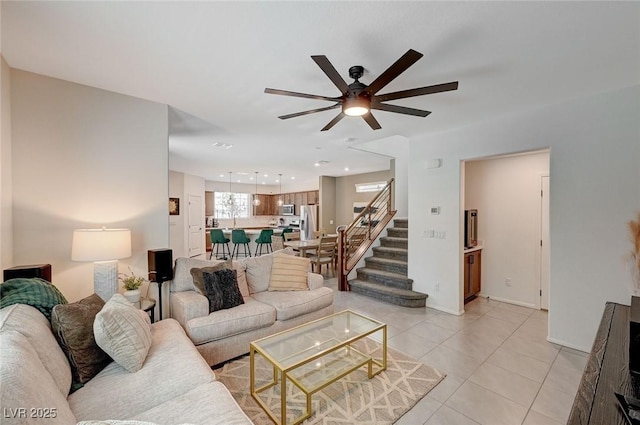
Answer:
[323,277,587,425]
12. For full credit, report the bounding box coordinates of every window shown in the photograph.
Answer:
[355,181,387,193]
[214,192,249,218]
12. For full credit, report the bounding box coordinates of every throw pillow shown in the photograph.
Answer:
[189,259,232,294]
[243,248,295,293]
[269,252,310,291]
[202,269,244,313]
[51,293,112,390]
[93,294,152,373]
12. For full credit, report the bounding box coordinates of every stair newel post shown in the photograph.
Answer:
[338,228,349,291]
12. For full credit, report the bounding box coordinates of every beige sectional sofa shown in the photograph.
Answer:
[170,249,335,366]
[0,303,253,425]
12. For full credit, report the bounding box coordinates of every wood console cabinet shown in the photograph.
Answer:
[568,302,638,425]
[464,250,481,302]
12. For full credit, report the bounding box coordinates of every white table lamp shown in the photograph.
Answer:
[72,228,132,301]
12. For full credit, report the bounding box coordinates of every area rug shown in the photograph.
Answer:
[214,338,445,425]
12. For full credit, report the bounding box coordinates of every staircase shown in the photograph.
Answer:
[348,219,428,308]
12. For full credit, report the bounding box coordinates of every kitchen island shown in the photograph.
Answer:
[205,227,287,257]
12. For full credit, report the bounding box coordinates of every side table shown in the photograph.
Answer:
[140,298,157,323]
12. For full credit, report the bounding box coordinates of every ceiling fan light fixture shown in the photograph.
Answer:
[342,97,370,117]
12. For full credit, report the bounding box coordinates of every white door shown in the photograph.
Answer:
[540,176,550,310]
[188,194,204,257]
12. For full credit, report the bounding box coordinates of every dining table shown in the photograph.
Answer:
[283,235,338,257]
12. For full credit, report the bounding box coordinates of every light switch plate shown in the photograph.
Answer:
[430,206,440,215]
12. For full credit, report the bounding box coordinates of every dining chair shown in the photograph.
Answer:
[270,234,284,251]
[209,229,231,260]
[283,231,301,255]
[308,235,338,276]
[313,228,327,239]
[254,229,274,256]
[231,229,252,259]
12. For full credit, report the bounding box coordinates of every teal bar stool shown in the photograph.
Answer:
[231,229,252,259]
[254,229,274,256]
[209,229,231,260]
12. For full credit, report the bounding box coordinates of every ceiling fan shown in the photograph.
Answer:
[264,49,458,131]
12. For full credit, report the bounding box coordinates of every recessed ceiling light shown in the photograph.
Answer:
[212,142,233,149]
[314,160,329,167]
[290,176,295,180]
[344,167,350,171]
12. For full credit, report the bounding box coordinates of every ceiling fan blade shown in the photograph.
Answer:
[278,104,341,120]
[371,103,431,117]
[364,49,424,96]
[362,112,382,130]
[321,112,346,131]
[374,81,459,102]
[311,55,351,95]
[265,88,340,102]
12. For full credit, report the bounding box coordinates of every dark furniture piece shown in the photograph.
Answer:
[464,250,481,303]
[568,302,639,425]
[3,264,52,282]
[141,298,157,323]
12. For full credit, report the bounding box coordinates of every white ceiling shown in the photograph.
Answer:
[2,1,639,187]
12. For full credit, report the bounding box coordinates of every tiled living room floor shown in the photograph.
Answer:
[321,276,586,425]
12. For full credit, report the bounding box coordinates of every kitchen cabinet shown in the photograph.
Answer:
[464,249,481,302]
[307,190,318,204]
[254,194,273,216]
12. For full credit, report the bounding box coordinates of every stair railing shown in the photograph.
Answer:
[337,178,397,291]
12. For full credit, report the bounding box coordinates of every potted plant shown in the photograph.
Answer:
[119,268,146,304]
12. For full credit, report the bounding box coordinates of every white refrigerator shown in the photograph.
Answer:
[299,205,318,240]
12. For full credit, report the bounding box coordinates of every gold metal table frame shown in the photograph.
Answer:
[249,310,387,425]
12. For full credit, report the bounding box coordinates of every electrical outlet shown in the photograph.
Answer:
[329,219,333,224]
[505,277,512,287]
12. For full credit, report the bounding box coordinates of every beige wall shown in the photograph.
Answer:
[334,170,392,228]
[410,86,640,351]
[10,70,169,302]
[1,56,13,271]
[465,150,550,307]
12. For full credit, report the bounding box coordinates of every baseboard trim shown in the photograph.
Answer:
[547,336,590,353]
[480,294,537,310]
[427,304,464,316]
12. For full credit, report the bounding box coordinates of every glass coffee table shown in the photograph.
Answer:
[250,310,386,425]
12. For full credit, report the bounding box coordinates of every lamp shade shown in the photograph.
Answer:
[72,228,132,262]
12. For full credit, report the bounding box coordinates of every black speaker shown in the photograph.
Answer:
[631,296,640,374]
[148,249,173,283]
[4,264,52,282]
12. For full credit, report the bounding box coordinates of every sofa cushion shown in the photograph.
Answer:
[252,286,334,321]
[185,298,275,345]
[172,257,226,293]
[69,318,215,421]
[203,269,244,312]
[130,381,253,425]
[243,248,295,294]
[0,303,72,397]
[93,294,152,373]
[51,293,111,390]
[0,277,68,321]
[0,331,78,425]
[231,261,250,297]
[269,252,310,291]
[189,259,232,294]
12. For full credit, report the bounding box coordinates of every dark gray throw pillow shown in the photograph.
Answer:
[51,293,112,391]
[203,269,244,313]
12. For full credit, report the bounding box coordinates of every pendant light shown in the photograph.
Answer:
[253,171,261,206]
[277,173,283,206]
